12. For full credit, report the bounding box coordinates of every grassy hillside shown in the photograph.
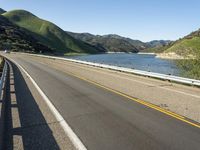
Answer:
[0,15,52,53]
[151,29,200,79]
[166,37,200,57]
[176,59,200,80]
[157,29,200,57]
[3,10,103,54]
[174,32,200,79]
[150,29,200,57]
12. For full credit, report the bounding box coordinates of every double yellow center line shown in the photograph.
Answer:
[65,70,200,129]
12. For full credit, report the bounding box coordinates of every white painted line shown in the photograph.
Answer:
[9,58,87,150]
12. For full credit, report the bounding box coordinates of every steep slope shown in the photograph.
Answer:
[165,30,200,57]
[150,29,200,79]
[3,10,103,54]
[0,15,52,53]
[152,29,200,57]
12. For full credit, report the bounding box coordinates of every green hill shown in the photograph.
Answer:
[0,15,52,53]
[167,30,200,79]
[165,30,200,57]
[151,29,200,79]
[150,29,200,57]
[2,10,103,54]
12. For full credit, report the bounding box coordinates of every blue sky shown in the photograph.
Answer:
[1,0,200,42]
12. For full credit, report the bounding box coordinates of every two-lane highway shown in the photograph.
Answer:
[4,54,200,150]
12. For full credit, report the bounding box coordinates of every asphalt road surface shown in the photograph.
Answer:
[4,54,200,150]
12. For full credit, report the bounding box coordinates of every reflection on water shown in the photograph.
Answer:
[68,53,179,76]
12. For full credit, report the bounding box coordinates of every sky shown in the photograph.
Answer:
[1,0,200,42]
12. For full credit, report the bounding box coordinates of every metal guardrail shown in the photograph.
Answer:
[0,59,8,150]
[23,53,200,87]
[0,60,8,97]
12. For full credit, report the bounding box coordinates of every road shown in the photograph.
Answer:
[3,53,200,150]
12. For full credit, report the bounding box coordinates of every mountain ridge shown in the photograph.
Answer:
[1,8,173,54]
[2,9,105,54]
[67,31,171,52]
[0,14,53,53]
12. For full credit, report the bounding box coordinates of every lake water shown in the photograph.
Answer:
[69,53,180,76]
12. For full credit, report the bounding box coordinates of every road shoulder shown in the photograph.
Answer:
[4,61,75,149]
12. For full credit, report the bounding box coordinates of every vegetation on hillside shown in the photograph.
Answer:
[176,44,200,79]
[67,32,171,52]
[0,15,53,53]
[3,10,104,54]
[176,58,200,80]
[151,29,200,56]
[1,9,171,54]
[1,8,200,79]
[146,40,171,48]
[0,56,4,70]
[144,42,173,53]
[151,29,200,79]
[166,38,200,56]
[67,32,140,52]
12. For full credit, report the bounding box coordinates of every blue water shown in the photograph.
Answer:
[69,53,180,76]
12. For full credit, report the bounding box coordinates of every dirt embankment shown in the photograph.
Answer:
[156,52,195,59]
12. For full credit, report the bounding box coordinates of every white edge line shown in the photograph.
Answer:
[8,58,87,150]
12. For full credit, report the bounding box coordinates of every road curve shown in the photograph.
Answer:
[4,54,200,150]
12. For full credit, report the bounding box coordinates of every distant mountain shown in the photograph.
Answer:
[67,32,146,52]
[0,15,52,53]
[0,8,6,14]
[67,31,171,52]
[103,34,148,50]
[2,10,104,54]
[146,40,171,48]
[1,8,172,54]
